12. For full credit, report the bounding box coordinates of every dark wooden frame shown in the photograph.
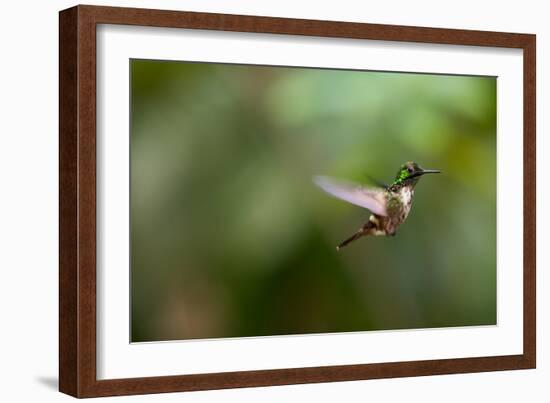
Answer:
[59,4,536,398]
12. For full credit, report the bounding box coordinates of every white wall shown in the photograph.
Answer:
[0,1,546,402]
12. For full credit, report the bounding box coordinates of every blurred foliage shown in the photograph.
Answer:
[130,59,496,342]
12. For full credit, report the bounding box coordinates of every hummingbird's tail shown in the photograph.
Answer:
[336,230,365,251]
[336,221,375,251]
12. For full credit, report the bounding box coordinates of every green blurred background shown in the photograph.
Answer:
[130,59,496,342]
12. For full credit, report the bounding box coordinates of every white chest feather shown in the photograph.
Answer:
[399,187,414,206]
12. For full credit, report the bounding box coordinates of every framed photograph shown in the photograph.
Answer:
[59,4,536,398]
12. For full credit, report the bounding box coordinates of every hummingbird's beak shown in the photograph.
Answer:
[420,169,441,174]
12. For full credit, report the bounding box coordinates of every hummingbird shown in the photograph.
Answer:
[314,161,440,250]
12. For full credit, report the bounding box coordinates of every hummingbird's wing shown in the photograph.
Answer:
[313,176,388,216]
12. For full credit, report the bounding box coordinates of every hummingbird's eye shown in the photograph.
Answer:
[407,167,413,174]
